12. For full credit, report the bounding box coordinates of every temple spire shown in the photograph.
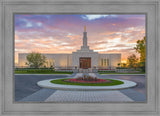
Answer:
[83,26,87,47]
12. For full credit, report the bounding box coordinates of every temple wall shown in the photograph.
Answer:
[18,53,121,69]
[98,54,121,69]
[18,53,72,68]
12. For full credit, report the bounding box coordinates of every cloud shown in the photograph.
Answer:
[81,15,109,20]
[14,14,145,63]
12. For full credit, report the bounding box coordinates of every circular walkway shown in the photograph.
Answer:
[37,79,137,91]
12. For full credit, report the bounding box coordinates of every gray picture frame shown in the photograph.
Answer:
[0,0,159,116]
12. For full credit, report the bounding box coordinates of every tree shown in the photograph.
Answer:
[139,61,145,72]
[26,52,46,68]
[134,37,146,72]
[117,63,121,67]
[121,63,127,68]
[134,37,145,62]
[127,54,139,70]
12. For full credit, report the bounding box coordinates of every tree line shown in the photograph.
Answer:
[118,37,145,72]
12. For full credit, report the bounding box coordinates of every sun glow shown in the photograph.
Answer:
[14,14,145,64]
[121,60,127,63]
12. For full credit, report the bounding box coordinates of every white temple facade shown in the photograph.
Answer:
[18,26,121,71]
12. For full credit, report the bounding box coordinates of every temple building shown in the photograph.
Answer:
[18,26,121,71]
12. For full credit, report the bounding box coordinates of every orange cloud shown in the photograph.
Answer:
[14,15,145,64]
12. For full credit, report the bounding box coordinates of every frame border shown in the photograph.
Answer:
[0,0,159,116]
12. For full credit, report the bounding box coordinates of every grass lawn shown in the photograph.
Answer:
[50,78,124,86]
[98,72,145,74]
[15,70,73,74]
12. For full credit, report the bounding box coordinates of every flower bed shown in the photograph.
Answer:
[64,75,112,84]
[50,78,124,86]
[65,78,111,83]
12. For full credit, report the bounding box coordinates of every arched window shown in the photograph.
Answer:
[107,59,109,66]
[52,59,55,66]
[104,59,106,66]
[50,59,52,67]
[101,59,103,66]
[46,59,49,67]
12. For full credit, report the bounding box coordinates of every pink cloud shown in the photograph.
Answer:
[15,14,145,63]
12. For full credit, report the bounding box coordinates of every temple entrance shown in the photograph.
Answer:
[79,57,91,69]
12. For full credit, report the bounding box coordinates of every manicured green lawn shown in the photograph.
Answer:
[98,72,145,74]
[15,70,73,74]
[50,78,124,86]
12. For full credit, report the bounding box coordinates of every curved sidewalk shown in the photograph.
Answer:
[37,78,137,91]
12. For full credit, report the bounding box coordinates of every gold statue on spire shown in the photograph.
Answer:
[84,25,86,32]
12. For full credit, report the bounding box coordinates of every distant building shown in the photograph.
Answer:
[18,26,121,71]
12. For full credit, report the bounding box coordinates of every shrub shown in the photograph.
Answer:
[76,76,98,81]
[116,67,128,69]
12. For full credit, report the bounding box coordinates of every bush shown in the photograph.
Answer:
[116,67,128,69]
[26,69,53,73]
[15,68,54,73]
[98,71,115,73]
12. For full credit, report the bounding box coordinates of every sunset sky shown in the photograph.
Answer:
[15,14,145,64]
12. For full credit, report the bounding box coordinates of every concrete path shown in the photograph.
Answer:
[37,73,137,90]
[19,88,56,102]
[37,79,137,90]
[15,74,146,102]
[17,88,146,102]
[45,90,134,102]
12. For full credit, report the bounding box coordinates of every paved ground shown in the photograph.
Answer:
[15,73,146,102]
